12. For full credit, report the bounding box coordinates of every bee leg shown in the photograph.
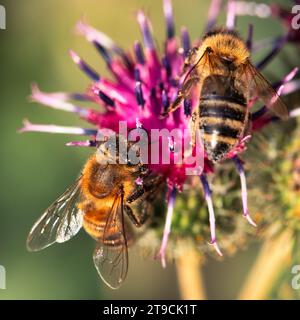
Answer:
[182,47,200,74]
[251,106,268,121]
[160,77,200,117]
[200,174,223,256]
[126,175,162,203]
[232,156,257,227]
[190,111,198,147]
[124,204,148,227]
[251,106,275,130]
[142,176,163,192]
[126,186,145,203]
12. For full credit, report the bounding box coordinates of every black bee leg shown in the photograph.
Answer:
[126,175,162,203]
[161,46,212,117]
[142,176,162,192]
[124,204,149,227]
[182,47,200,73]
[160,77,200,118]
[126,186,145,203]
[251,106,268,121]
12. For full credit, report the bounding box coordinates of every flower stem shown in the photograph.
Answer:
[175,246,206,300]
[238,229,293,300]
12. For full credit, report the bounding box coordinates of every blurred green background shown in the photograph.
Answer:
[0,0,294,299]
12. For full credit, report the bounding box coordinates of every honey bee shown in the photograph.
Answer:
[27,136,162,289]
[163,29,289,162]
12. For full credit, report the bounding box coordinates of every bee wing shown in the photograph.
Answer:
[27,177,83,251]
[93,194,128,289]
[243,61,289,119]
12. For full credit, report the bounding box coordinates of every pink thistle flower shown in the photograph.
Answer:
[20,0,300,265]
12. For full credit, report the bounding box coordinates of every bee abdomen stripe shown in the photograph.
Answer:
[200,104,246,122]
[84,219,106,230]
[203,133,236,145]
[201,116,243,131]
[201,94,247,106]
[201,124,239,139]
[102,234,125,247]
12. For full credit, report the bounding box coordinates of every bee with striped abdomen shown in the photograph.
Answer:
[27,136,162,289]
[163,29,289,162]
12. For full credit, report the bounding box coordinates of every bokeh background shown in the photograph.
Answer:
[0,0,295,299]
